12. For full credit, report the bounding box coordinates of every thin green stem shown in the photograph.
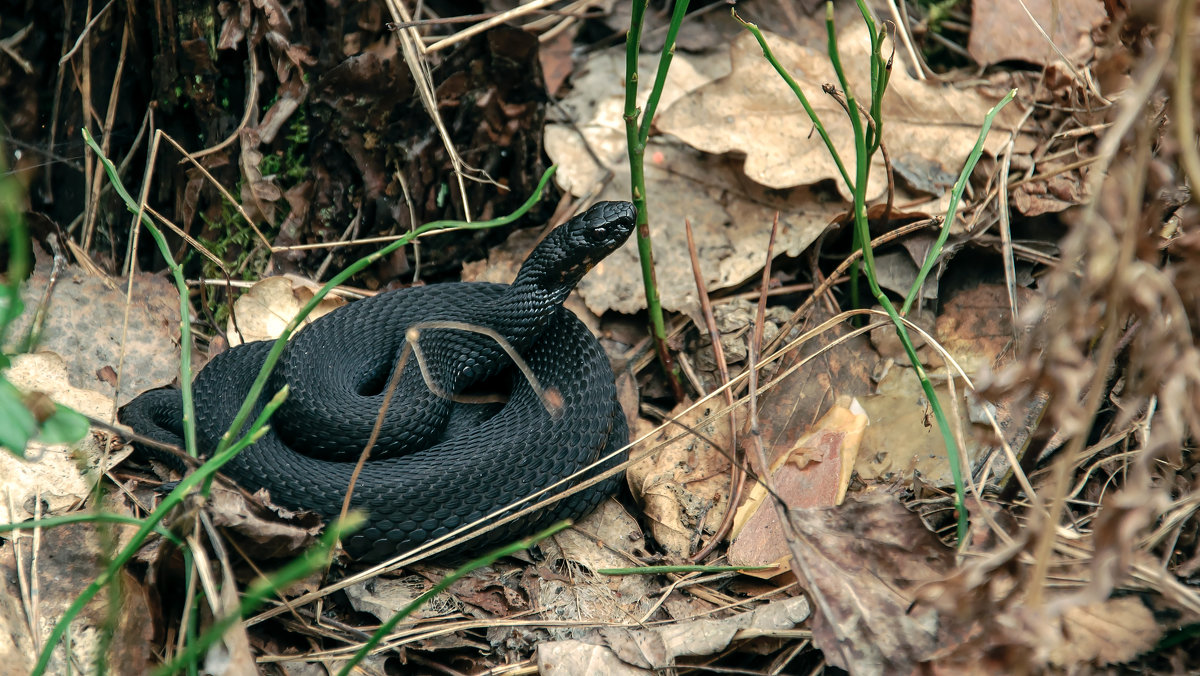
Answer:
[733,9,854,190]
[0,155,29,347]
[738,3,1014,542]
[84,129,198,457]
[826,1,968,538]
[638,0,691,148]
[625,0,687,399]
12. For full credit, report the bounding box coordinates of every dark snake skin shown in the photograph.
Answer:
[120,201,636,561]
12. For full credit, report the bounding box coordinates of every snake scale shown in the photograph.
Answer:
[120,201,637,561]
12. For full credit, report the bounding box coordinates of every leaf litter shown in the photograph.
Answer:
[1,0,1198,673]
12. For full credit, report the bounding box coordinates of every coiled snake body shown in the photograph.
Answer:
[121,202,636,561]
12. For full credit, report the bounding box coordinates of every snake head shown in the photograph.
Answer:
[513,201,637,293]
[573,201,638,249]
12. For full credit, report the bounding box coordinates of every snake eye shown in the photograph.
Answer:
[584,225,609,243]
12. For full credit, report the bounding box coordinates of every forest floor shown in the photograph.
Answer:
[2,0,1200,674]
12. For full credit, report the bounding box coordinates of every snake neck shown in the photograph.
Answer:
[504,227,597,311]
[492,200,634,337]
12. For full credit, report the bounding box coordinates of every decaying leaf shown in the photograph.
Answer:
[626,403,733,559]
[968,0,1108,67]
[206,482,324,560]
[226,275,349,346]
[1048,597,1161,667]
[1,352,129,523]
[656,27,1024,202]
[537,596,811,674]
[854,369,983,487]
[728,400,868,575]
[7,256,180,407]
[916,532,1165,671]
[786,493,953,675]
[0,520,155,674]
[531,501,656,630]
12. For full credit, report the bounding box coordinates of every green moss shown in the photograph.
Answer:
[194,106,311,322]
[259,106,310,185]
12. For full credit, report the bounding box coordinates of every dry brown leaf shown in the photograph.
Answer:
[599,596,811,670]
[787,494,954,675]
[657,27,1022,202]
[545,49,840,315]
[226,275,347,346]
[345,575,461,623]
[527,500,656,637]
[548,499,645,569]
[0,521,155,674]
[869,305,937,365]
[858,285,1045,487]
[1048,596,1160,667]
[205,482,324,560]
[935,284,1039,374]
[537,597,810,674]
[538,640,649,676]
[626,404,733,559]
[917,538,1163,672]
[1,353,130,524]
[752,304,876,456]
[728,401,867,575]
[854,368,985,487]
[1012,171,1090,216]
[968,0,1108,67]
[7,256,180,407]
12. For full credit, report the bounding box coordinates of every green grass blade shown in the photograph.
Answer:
[901,89,1017,315]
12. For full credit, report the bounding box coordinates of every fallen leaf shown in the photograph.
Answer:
[656,27,1022,202]
[599,596,811,670]
[527,500,656,638]
[787,494,954,675]
[934,284,1039,375]
[530,505,653,621]
[537,596,811,674]
[345,573,463,623]
[728,400,868,575]
[0,521,155,674]
[538,640,648,676]
[854,368,985,487]
[752,305,876,464]
[7,258,180,408]
[205,482,324,560]
[626,402,733,559]
[1048,596,1160,667]
[1012,171,1090,216]
[858,285,1045,487]
[916,534,1164,672]
[226,275,348,346]
[1,352,129,524]
[968,0,1108,67]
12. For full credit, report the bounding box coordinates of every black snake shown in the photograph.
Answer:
[121,201,636,561]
